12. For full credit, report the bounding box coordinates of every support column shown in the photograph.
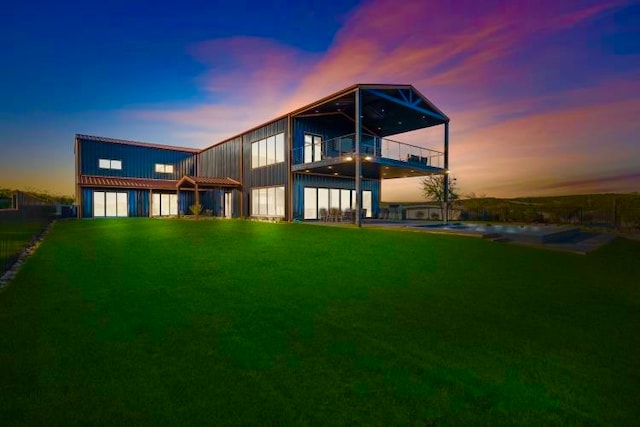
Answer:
[176,188,180,218]
[355,88,362,228]
[149,189,153,217]
[443,121,450,223]
[195,184,200,219]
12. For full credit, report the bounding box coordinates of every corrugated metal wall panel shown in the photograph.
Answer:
[242,118,290,218]
[128,189,149,217]
[80,138,195,179]
[82,188,93,218]
[198,137,241,179]
[292,173,380,220]
[292,116,354,164]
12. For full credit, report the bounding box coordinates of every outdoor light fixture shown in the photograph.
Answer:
[364,156,372,161]
[333,172,338,176]
[305,170,310,173]
[328,166,333,169]
[345,156,353,161]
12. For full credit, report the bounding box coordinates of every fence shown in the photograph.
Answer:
[459,198,640,230]
[1,194,57,275]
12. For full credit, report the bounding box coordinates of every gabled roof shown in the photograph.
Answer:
[201,83,448,150]
[75,134,199,153]
[176,175,241,188]
[79,175,178,190]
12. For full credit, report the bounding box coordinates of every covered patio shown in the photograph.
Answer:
[176,176,241,217]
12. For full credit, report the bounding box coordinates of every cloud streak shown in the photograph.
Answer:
[128,0,637,198]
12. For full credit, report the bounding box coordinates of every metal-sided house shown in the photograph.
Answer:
[76,84,450,224]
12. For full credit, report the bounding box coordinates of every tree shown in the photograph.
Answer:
[420,174,459,220]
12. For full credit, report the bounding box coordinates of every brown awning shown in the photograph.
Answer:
[79,175,178,190]
[176,175,241,189]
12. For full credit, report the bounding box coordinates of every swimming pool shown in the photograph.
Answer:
[415,223,581,243]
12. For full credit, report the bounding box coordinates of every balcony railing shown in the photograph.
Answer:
[293,133,443,168]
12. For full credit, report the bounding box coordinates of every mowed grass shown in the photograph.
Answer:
[0,221,47,270]
[1,219,639,425]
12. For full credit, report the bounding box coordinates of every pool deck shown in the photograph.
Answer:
[309,220,618,254]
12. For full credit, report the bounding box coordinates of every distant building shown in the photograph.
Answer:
[75,84,450,222]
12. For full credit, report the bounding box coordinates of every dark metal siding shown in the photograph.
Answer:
[292,116,354,164]
[292,173,380,220]
[198,137,241,180]
[242,118,290,217]
[197,188,241,217]
[80,138,195,179]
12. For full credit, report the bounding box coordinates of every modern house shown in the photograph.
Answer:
[75,84,450,224]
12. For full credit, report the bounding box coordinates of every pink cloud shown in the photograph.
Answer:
[127,0,635,199]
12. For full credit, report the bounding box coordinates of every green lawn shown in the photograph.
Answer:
[0,221,47,270]
[1,219,639,425]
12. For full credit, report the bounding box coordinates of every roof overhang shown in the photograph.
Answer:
[290,84,448,137]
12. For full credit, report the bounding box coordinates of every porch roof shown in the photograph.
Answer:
[79,175,178,190]
[176,175,241,189]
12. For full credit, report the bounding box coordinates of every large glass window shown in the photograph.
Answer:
[258,139,266,167]
[259,188,267,216]
[116,193,128,217]
[267,187,276,216]
[363,190,372,218]
[105,192,117,216]
[251,186,285,217]
[266,136,276,165]
[275,133,285,163]
[251,142,259,169]
[158,194,177,216]
[94,192,105,217]
[304,187,317,219]
[318,188,329,216]
[341,189,351,211]
[304,133,322,163]
[251,132,285,168]
[303,187,373,219]
[93,191,127,217]
[330,189,340,209]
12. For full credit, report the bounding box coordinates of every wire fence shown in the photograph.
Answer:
[1,202,56,275]
[459,200,640,230]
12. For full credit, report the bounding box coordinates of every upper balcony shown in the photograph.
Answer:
[289,84,449,180]
[292,133,444,179]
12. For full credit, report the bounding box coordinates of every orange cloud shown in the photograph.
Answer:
[126,0,636,199]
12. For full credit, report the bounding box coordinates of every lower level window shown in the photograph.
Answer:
[303,187,372,219]
[93,191,127,217]
[251,186,285,217]
[152,193,178,216]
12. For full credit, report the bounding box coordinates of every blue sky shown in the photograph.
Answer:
[1,0,638,200]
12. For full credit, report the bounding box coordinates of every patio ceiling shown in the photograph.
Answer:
[291,84,448,138]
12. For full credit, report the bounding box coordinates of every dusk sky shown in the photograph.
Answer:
[1,0,638,201]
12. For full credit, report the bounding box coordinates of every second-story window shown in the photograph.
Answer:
[304,134,322,163]
[251,133,285,168]
[155,163,174,174]
[98,159,122,170]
